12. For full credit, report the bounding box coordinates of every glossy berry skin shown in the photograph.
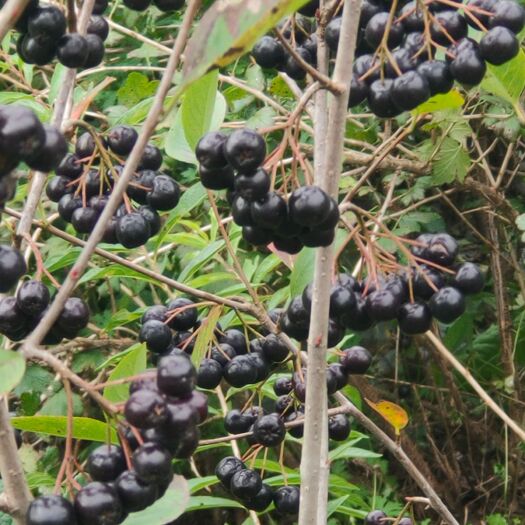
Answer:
[199,164,234,190]
[224,354,258,387]
[132,443,173,484]
[123,0,150,11]
[392,71,430,111]
[224,408,259,434]
[0,105,45,160]
[273,485,300,514]
[329,285,356,318]
[365,510,387,525]
[234,168,271,202]
[75,132,96,158]
[87,445,126,482]
[197,358,223,389]
[196,131,228,169]
[115,470,157,512]
[219,328,248,354]
[366,289,400,321]
[244,483,273,511]
[210,343,236,366]
[57,297,89,332]
[242,225,273,246]
[429,286,466,323]
[398,301,432,335]
[84,34,105,68]
[251,192,287,229]
[430,10,467,46]
[26,125,67,172]
[124,389,167,429]
[453,262,485,294]
[0,296,26,338]
[116,213,151,248]
[289,185,331,227]
[224,129,266,174]
[27,6,66,38]
[365,12,405,49]
[489,0,525,32]
[479,26,519,65]
[426,233,458,266]
[329,413,351,441]
[139,144,163,170]
[163,400,198,438]
[157,353,196,396]
[450,47,486,86]
[57,34,89,68]
[215,456,246,488]
[252,36,285,69]
[26,495,77,525]
[274,376,293,396]
[107,125,138,156]
[153,0,185,12]
[413,266,445,300]
[87,16,109,41]
[166,298,198,331]
[283,47,314,80]
[340,346,372,374]
[0,245,27,293]
[248,352,271,382]
[139,320,172,354]
[417,60,453,95]
[398,518,413,525]
[93,0,108,14]
[253,413,285,447]
[262,334,289,362]
[16,280,49,316]
[230,469,263,499]
[329,363,348,390]
[368,79,400,118]
[147,175,180,211]
[74,482,123,525]
[326,17,342,51]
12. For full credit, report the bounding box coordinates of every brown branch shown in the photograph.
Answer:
[0,400,32,524]
[0,0,31,41]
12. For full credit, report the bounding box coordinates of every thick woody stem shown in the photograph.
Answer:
[0,0,30,41]
[298,1,362,524]
[0,399,32,524]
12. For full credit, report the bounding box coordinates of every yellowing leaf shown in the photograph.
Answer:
[413,89,464,115]
[365,398,409,436]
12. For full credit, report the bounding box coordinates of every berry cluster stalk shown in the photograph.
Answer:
[298,0,363,524]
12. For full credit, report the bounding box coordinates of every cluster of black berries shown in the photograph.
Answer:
[254,0,525,117]
[27,350,206,525]
[197,329,293,390]
[280,233,484,342]
[9,0,107,68]
[196,128,339,254]
[366,510,412,525]
[342,0,524,116]
[216,456,300,515]
[0,279,89,343]
[47,125,179,248]
[139,297,200,356]
[0,104,67,177]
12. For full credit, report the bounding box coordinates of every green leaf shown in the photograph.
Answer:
[39,389,83,417]
[181,0,309,89]
[104,344,147,403]
[186,496,244,512]
[11,416,118,443]
[0,350,26,394]
[14,365,53,396]
[482,50,525,122]
[431,137,471,184]
[117,72,159,107]
[192,305,223,368]
[516,214,525,231]
[122,476,189,525]
[78,265,158,286]
[329,442,382,461]
[188,476,219,494]
[26,472,56,490]
[0,92,49,121]
[327,496,349,518]
[181,70,219,150]
[413,89,464,115]
[165,91,226,164]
